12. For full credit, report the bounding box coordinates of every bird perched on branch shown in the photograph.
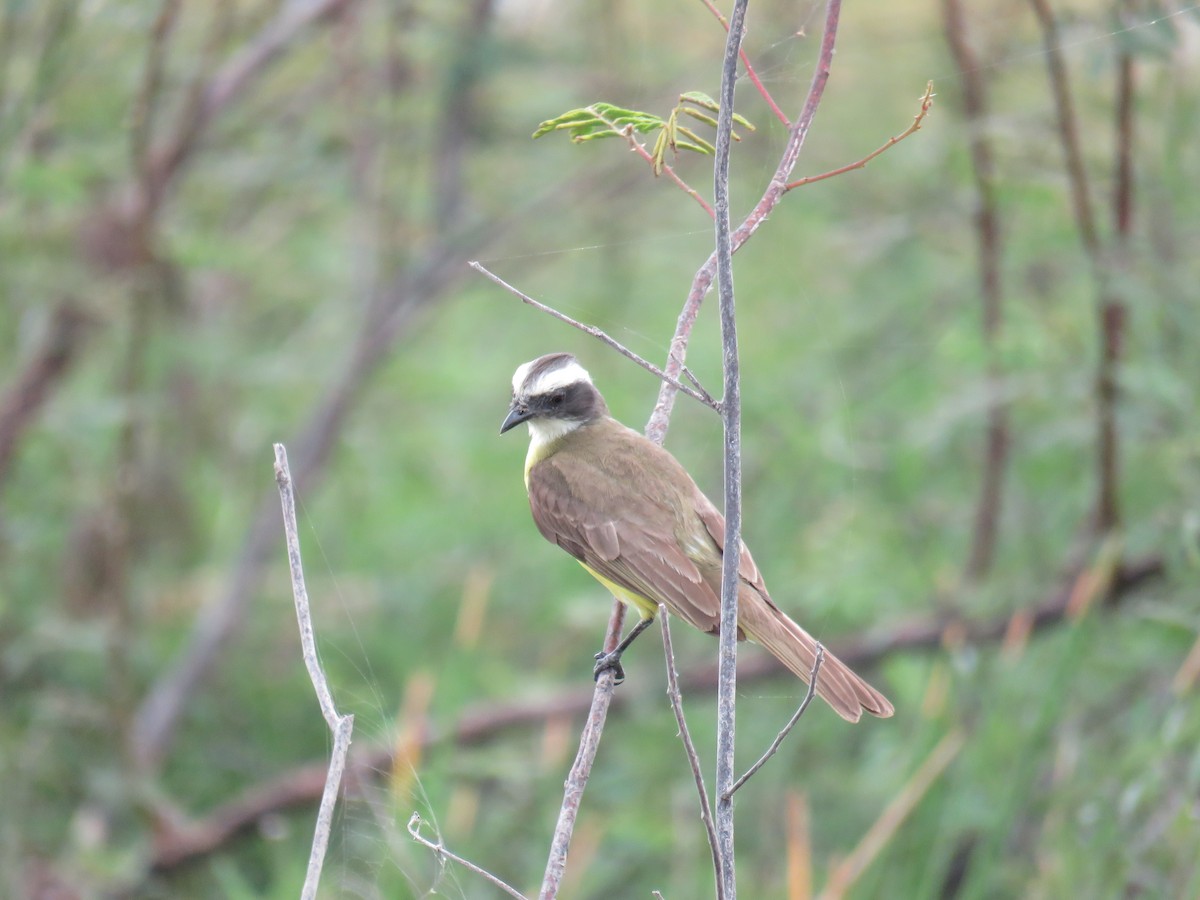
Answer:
[501,352,893,722]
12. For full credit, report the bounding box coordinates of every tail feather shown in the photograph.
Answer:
[740,602,893,723]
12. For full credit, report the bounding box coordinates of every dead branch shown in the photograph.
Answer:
[471,261,720,411]
[940,0,1008,580]
[0,300,91,491]
[539,603,626,899]
[1027,0,1129,534]
[724,646,823,799]
[131,0,495,771]
[711,0,751,891]
[659,606,722,891]
[273,445,353,899]
[408,813,528,900]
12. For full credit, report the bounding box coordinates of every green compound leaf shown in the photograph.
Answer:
[679,91,756,131]
[533,103,664,142]
[534,95,755,176]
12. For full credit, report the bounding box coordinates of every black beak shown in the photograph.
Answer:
[500,402,533,434]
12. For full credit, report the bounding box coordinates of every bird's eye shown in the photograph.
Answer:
[550,392,565,405]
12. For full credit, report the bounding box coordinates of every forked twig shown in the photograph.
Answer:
[724,645,823,800]
[273,444,355,900]
[407,813,529,900]
[470,261,721,412]
[785,82,934,190]
[646,0,847,446]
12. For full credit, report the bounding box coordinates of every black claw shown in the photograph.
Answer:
[593,650,626,684]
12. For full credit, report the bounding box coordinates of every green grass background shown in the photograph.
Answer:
[1,0,1198,897]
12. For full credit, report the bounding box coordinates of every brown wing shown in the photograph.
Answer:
[526,427,723,634]
[525,422,892,721]
[691,488,767,595]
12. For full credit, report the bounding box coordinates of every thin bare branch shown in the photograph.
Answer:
[646,0,845,446]
[540,603,626,899]
[724,646,823,799]
[131,0,502,768]
[535,2,848,891]
[133,243,472,770]
[784,82,933,191]
[470,261,720,411]
[698,0,790,127]
[146,0,355,199]
[1098,1,1136,536]
[408,813,529,900]
[273,444,354,900]
[1027,0,1129,535]
[940,0,1008,580]
[658,606,723,894]
[712,1,750,893]
[0,300,90,492]
[129,0,184,179]
[1026,0,1099,255]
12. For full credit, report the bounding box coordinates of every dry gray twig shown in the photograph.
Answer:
[407,813,528,900]
[539,602,626,899]
[273,443,354,900]
[470,261,720,412]
[711,1,750,893]
[724,646,823,800]
[658,606,723,894]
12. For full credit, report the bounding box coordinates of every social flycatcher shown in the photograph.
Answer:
[500,352,893,722]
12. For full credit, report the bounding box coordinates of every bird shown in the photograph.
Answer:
[500,352,893,723]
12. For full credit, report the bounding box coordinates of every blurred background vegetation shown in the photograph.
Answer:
[1,0,1198,897]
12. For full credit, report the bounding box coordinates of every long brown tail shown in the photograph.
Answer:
[740,602,893,723]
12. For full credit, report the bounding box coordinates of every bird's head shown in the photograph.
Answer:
[501,352,609,440]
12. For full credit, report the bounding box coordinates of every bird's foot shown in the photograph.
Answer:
[593,649,626,684]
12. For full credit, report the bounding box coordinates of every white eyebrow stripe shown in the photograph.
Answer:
[527,360,592,395]
[511,360,536,394]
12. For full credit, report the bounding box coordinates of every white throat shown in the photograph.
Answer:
[524,416,585,483]
[527,416,584,449]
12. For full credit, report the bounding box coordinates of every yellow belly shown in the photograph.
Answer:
[580,563,659,620]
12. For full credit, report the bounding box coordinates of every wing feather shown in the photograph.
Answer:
[527,432,721,634]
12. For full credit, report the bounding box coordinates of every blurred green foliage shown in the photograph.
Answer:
[1,0,1198,898]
